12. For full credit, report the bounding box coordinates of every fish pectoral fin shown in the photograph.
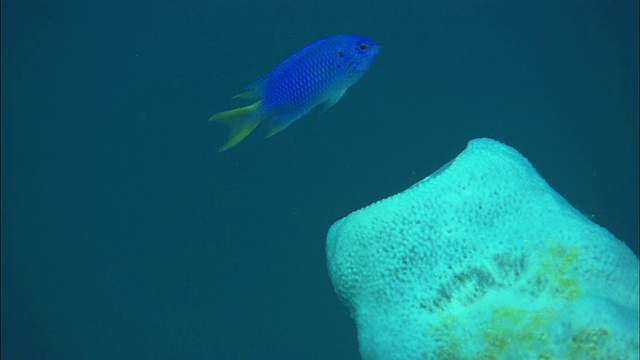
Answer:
[319,89,347,114]
[266,112,307,138]
[209,101,263,152]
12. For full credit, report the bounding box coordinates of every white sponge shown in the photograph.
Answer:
[327,138,638,359]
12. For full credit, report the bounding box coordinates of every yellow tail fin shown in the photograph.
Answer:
[209,101,263,152]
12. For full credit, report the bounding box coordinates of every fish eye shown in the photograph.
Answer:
[359,44,367,50]
[338,50,344,57]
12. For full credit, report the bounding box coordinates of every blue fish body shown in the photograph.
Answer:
[209,35,379,151]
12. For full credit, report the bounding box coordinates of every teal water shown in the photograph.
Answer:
[2,0,637,358]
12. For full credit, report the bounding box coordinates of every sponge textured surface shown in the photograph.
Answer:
[327,138,638,359]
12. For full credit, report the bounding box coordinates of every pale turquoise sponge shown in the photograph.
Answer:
[327,138,638,359]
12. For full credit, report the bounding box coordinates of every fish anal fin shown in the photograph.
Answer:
[266,112,307,138]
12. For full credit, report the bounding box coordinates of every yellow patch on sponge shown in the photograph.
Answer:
[537,244,581,302]
[479,307,555,359]
[429,244,588,359]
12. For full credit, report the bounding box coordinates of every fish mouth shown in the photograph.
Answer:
[369,43,380,55]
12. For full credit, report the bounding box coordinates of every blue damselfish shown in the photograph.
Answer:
[209,34,379,152]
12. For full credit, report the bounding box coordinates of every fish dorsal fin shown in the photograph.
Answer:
[232,88,262,102]
[242,37,331,97]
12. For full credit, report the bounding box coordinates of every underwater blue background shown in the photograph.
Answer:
[1,0,637,358]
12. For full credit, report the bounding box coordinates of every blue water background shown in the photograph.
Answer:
[2,0,638,358]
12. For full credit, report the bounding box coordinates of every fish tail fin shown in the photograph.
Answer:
[209,101,263,152]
